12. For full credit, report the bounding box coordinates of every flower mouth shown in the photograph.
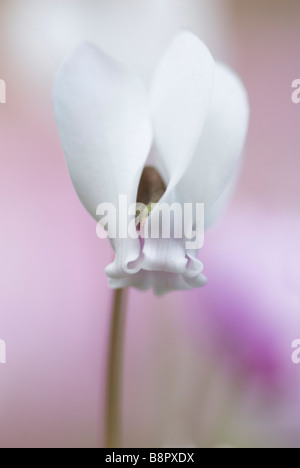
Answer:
[136,166,166,231]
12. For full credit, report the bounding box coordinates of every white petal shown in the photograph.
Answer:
[176,62,249,210]
[108,269,206,296]
[105,237,144,278]
[150,31,215,191]
[152,270,206,296]
[107,235,206,295]
[184,254,205,279]
[142,238,187,273]
[53,43,153,219]
[54,43,153,276]
[205,166,241,229]
[107,270,153,292]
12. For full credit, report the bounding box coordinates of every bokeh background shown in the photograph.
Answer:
[0,0,300,448]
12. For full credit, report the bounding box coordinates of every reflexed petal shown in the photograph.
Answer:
[176,62,249,210]
[150,31,215,191]
[54,43,153,274]
[54,43,152,219]
[205,167,241,229]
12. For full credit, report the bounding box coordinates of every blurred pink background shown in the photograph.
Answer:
[0,0,300,448]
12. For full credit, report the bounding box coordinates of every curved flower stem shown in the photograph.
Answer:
[105,288,128,448]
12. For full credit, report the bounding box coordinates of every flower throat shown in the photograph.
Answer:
[136,166,166,230]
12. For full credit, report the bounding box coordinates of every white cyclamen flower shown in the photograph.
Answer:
[53,31,249,295]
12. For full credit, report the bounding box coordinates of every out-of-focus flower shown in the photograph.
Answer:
[187,208,300,390]
[53,32,249,295]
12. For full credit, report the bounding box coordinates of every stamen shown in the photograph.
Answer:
[136,166,166,230]
[137,166,166,206]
